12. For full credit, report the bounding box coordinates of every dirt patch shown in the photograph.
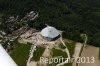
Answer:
[79,45,100,66]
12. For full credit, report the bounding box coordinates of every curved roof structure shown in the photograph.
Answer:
[41,26,60,38]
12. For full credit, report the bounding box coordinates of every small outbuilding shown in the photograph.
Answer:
[41,26,60,41]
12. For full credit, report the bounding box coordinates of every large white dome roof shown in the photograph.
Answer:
[41,26,60,38]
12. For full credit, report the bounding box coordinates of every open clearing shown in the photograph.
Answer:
[79,45,100,66]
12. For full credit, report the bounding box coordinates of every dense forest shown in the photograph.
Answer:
[0,0,100,47]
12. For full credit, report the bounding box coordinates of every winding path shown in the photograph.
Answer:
[56,34,70,66]
[27,44,37,66]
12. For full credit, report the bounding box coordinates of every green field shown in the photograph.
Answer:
[65,40,76,57]
[33,46,45,61]
[59,39,76,57]
[10,41,31,66]
[10,39,76,66]
[51,40,76,66]
[52,49,67,58]
[64,40,76,66]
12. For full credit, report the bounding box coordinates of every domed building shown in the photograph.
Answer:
[41,26,60,41]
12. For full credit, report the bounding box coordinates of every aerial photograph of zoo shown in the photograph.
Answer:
[0,0,100,66]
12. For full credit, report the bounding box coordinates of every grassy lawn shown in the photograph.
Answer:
[10,40,31,66]
[64,40,76,66]
[59,43,66,49]
[52,39,76,66]
[64,40,76,57]
[59,39,76,57]
[10,39,76,66]
[52,48,67,65]
[52,49,67,58]
[33,46,45,61]
[58,39,76,66]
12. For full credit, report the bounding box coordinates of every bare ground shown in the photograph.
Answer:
[79,45,100,66]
